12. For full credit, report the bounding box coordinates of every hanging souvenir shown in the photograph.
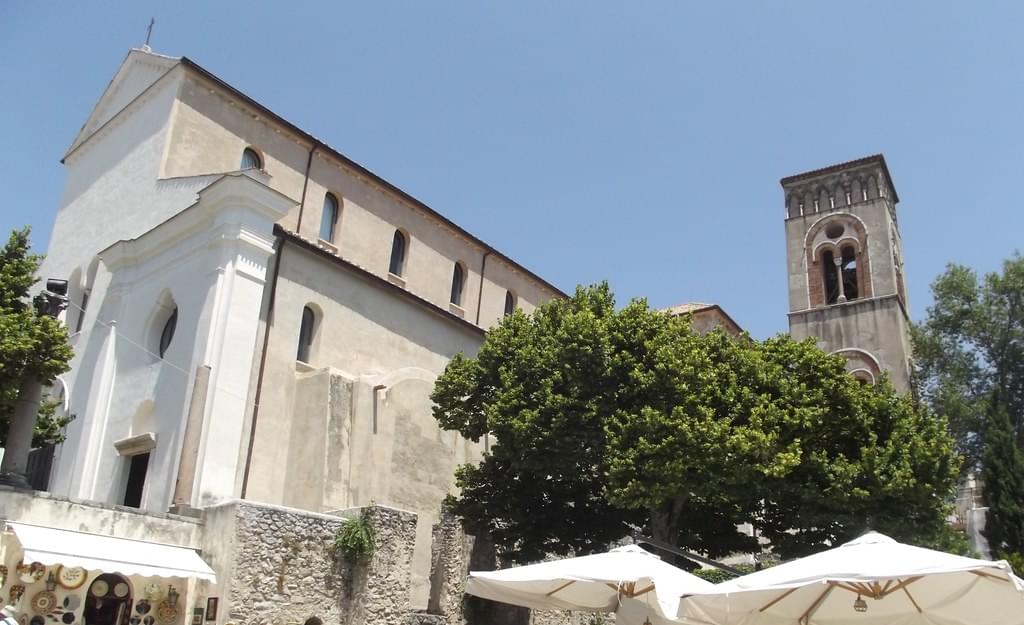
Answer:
[10,584,26,603]
[143,584,163,602]
[112,583,129,599]
[88,579,108,597]
[54,566,87,591]
[29,590,57,615]
[0,564,7,587]
[17,563,46,584]
[156,602,179,625]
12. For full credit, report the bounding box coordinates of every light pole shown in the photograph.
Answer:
[0,279,69,489]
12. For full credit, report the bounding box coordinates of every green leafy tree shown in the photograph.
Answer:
[434,284,959,563]
[0,228,74,447]
[980,405,1024,559]
[913,255,1024,467]
[913,255,1024,560]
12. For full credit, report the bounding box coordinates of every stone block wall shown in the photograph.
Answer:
[206,501,417,625]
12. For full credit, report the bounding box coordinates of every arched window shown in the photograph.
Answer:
[241,148,262,170]
[504,290,516,316]
[389,230,407,277]
[450,263,465,306]
[320,193,340,243]
[822,250,839,305]
[158,306,178,358]
[841,245,859,301]
[297,306,316,363]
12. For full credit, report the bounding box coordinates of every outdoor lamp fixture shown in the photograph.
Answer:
[853,595,868,613]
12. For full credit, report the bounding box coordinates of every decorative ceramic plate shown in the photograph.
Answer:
[113,583,130,598]
[89,580,108,597]
[156,603,178,625]
[55,566,88,590]
[143,616,155,625]
[62,594,81,611]
[30,590,57,615]
[135,600,151,615]
[61,613,75,624]
[18,562,46,584]
[29,616,44,625]
[143,583,163,602]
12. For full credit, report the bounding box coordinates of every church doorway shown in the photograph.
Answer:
[83,573,133,625]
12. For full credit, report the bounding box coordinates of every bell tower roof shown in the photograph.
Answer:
[780,154,899,204]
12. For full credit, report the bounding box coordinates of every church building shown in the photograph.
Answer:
[0,46,920,625]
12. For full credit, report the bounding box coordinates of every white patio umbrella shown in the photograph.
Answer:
[676,531,1024,625]
[466,544,715,625]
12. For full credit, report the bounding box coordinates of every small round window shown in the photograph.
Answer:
[824,223,844,239]
[159,307,178,358]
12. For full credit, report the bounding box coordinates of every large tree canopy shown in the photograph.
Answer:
[434,284,959,563]
[0,228,73,447]
[914,255,1024,560]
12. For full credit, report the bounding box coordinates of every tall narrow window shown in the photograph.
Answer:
[822,250,839,305]
[450,263,465,306]
[389,230,407,277]
[841,246,859,301]
[504,291,516,316]
[158,307,178,358]
[297,306,316,363]
[123,453,150,508]
[320,193,339,243]
[74,290,90,333]
[241,148,262,170]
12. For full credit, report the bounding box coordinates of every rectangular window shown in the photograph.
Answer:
[123,452,150,508]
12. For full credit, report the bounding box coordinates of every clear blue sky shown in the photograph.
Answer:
[2,2,1021,338]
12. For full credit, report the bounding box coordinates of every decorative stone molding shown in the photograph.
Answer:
[113,432,157,456]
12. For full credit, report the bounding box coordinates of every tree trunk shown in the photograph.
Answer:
[649,497,686,545]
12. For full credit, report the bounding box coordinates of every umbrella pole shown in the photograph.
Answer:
[798,583,836,625]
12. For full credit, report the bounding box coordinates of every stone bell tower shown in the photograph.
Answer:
[781,154,913,392]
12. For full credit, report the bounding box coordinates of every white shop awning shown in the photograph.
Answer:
[5,522,216,582]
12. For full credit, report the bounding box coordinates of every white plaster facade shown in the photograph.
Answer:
[39,47,563,609]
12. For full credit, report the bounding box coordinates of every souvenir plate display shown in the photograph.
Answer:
[89,579,109,597]
[62,594,82,611]
[113,583,130,599]
[55,566,87,590]
[18,562,46,584]
[30,590,57,615]
[156,602,179,625]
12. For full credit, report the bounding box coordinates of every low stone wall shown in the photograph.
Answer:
[208,501,417,625]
